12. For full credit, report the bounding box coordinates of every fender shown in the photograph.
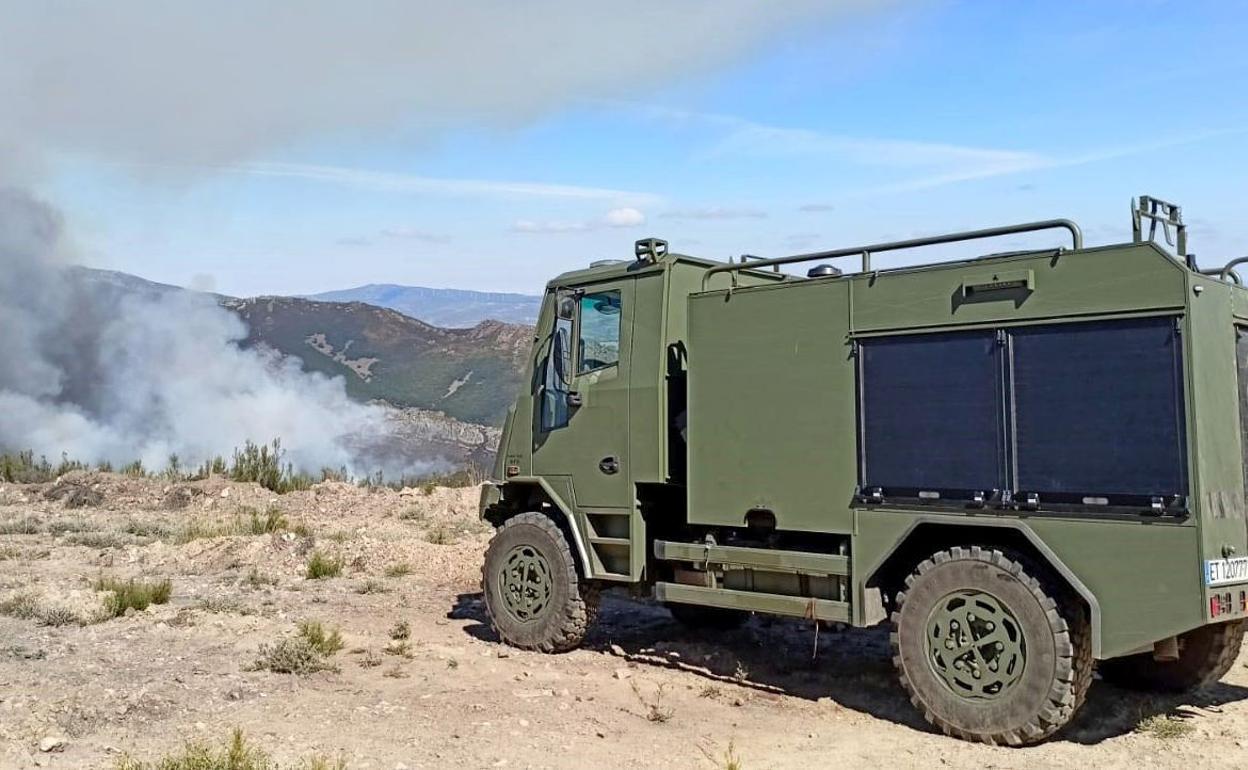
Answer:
[860,515,1105,659]
[497,475,596,581]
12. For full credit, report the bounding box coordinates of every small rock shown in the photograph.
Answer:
[609,644,625,657]
[221,488,231,498]
[38,736,67,753]
[612,668,631,680]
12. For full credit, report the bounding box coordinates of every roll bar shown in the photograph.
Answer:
[701,219,1083,291]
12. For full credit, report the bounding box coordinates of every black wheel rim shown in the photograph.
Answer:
[497,544,553,624]
[925,589,1027,701]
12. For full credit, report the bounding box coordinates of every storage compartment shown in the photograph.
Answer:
[859,330,1004,499]
[857,315,1188,510]
[1012,316,1187,502]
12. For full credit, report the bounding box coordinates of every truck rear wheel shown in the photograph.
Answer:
[1098,620,1245,692]
[891,546,1093,745]
[482,512,600,653]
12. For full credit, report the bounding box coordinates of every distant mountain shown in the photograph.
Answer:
[68,267,532,428]
[305,284,541,327]
[226,296,530,426]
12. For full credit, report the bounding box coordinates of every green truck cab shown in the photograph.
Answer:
[479,196,1248,744]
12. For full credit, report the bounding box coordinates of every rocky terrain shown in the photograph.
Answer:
[2,473,1248,769]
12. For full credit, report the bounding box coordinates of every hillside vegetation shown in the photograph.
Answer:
[226,297,531,426]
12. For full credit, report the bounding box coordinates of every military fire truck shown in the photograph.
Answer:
[479,196,1248,744]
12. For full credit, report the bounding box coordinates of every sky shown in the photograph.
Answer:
[13,0,1248,297]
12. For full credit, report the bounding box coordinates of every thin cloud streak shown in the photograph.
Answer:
[222,162,662,204]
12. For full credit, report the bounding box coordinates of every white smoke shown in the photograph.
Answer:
[0,187,389,472]
[0,1,880,472]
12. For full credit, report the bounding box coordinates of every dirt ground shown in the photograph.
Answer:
[2,473,1248,769]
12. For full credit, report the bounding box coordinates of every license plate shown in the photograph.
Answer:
[1205,557,1248,586]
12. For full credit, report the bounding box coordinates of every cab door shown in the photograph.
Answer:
[532,279,633,509]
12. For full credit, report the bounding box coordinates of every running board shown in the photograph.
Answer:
[654,540,849,576]
[655,582,850,622]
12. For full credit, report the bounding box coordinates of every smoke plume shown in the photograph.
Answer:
[0,1,875,473]
[0,187,391,473]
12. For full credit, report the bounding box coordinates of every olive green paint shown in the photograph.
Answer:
[484,231,1248,660]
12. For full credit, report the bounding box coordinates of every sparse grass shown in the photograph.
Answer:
[305,551,343,580]
[383,562,412,578]
[1138,713,1195,740]
[326,530,353,543]
[423,523,455,545]
[199,597,249,615]
[65,531,128,549]
[700,739,744,770]
[0,591,41,620]
[388,620,410,640]
[114,727,347,769]
[383,640,413,659]
[288,521,314,538]
[247,621,343,676]
[94,576,173,618]
[0,516,42,535]
[733,661,750,682]
[630,680,674,724]
[38,606,80,627]
[123,520,171,539]
[397,507,425,522]
[243,505,288,535]
[46,518,92,535]
[1,592,85,626]
[698,684,723,699]
[382,664,408,679]
[420,481,437,496]
[245,567,279,588]
[358,650,382,668]
[297,620,345,656]
[354,579,388,595]
[174,506,288,544]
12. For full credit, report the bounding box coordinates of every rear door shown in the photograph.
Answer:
[532,279,634,509]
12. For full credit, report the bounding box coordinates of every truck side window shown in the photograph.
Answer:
[578,290,621,373]
[539,315,573,432]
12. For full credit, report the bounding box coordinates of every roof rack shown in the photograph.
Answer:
[701,219,1082,291]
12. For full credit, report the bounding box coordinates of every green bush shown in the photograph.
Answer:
[115,727,347,769]
[305,551,343,580]
[95,577,173,618]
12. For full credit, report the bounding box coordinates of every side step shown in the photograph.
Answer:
[654,539,851,622]
[655,540,848,576]
[655,582,850,623]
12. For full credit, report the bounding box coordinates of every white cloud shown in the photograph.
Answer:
[512,219,591,234]
[223,162,658,204]
[604,207,646,227]
[660,206,768,220]
[513,207,648,234]
[379,227,451,243]
[0,2,882,170]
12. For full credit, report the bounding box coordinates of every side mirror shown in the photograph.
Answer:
[552,325,572,385]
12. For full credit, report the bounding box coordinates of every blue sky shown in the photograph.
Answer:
[33,0,1248,297]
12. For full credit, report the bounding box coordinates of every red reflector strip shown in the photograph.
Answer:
[1211,596,1220,617]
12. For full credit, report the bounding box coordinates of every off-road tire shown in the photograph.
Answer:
[482,512,600,653]
[666,602,748,631]
[891,546,1094,746]
[1098,619,1246,693]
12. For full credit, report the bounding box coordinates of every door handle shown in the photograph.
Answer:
[598,456,619,475]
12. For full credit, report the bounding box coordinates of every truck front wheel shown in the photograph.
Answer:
[1098,620,1245,692]
[891,546,1093,745]
[482,512,600,653]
